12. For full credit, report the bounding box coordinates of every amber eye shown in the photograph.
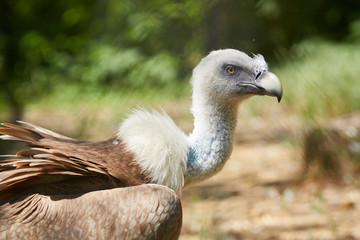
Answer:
[226,65,236,75]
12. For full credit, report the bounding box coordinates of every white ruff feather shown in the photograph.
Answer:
[117,109,188,195]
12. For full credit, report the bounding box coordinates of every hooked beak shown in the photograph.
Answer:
[258,72,283,102]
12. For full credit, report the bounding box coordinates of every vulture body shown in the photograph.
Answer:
[0,49,282,239]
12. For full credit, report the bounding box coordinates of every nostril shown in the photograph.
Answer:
[255,71,262,80]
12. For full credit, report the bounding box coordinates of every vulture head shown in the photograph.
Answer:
[187,49,283,184]
[191,49,282,104]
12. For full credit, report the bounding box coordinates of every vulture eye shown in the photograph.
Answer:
[225,65,237,75]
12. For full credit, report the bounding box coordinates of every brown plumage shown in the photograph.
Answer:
[0,121,149,194]
[1,184,182,239]
[0,121,181,239]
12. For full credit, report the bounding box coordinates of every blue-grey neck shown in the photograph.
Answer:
[185,98,238,185]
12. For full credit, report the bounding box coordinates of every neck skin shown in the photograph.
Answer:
[184,90,241,185]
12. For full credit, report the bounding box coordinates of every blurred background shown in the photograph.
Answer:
[1,0,360,239]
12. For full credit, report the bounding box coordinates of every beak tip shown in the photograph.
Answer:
[259,72,283,103]
[276,91,283,103]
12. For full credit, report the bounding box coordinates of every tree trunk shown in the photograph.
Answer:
[9,101,24,123]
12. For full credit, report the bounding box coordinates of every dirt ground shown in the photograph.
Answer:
[179,141,360,240]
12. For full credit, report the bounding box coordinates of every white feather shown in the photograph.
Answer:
[0,135,24,142]
[252,54,268,75]
[117,109,188,195]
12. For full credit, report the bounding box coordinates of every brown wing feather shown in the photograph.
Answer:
[0,184,182,240]
[0,122,149,198]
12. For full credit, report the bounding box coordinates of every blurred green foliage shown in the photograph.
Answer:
[276,40,360,119]
[0,0,360,121]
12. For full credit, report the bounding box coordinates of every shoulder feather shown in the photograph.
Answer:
[0,122,145,195]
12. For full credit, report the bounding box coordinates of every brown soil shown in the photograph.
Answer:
[180,142,360,239]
